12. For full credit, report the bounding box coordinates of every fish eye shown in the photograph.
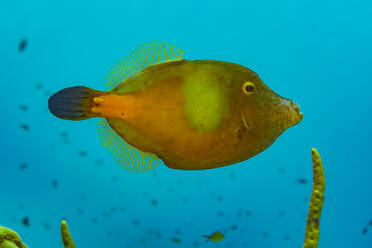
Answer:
[242,82,255,95]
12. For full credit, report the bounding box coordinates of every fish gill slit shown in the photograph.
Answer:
[242,113,250,129]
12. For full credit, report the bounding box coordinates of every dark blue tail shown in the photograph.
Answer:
[48,86,97,120]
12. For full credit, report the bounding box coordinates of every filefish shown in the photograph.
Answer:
[48,41,303,172]
[203,231,224,242]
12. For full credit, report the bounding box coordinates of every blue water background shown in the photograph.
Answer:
[1,0,371,247]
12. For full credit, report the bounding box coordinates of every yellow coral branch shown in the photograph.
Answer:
[303,148,325,248]
[0,225,28,248]
[60,221,76,248]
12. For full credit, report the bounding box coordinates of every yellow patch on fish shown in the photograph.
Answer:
[48,41,303,172]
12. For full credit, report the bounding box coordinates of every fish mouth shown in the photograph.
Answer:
[293,103,303,118]
[279,97,303,127]
[290,102,303,125]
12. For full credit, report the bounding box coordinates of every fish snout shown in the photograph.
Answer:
[291,101,303,120]
[278,97,303,128]
[288,101,303,126]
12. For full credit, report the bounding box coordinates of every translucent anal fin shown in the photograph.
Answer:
[97,118,161,172]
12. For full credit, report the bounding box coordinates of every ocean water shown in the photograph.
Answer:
[1,0,371,247]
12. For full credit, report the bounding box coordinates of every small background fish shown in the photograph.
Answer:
[0,0,371,248]
[204,231,224,242]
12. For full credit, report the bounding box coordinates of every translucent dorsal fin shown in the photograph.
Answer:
[97,118,161,172]
[105,41,184,91]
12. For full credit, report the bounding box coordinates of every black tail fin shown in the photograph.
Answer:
[48,86,99,120]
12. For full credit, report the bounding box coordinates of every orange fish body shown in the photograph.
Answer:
[49,42,303,171]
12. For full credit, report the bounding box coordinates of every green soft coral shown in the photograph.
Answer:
[0,225,28,248]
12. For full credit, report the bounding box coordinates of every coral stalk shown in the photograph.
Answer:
[60,221,76,248]
[303,148,325,248]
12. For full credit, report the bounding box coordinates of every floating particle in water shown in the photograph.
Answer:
[103,211,109,218]
[44,90,51,97]
[283,234,291,241]
[139,237,148,245]
[91,217,98,223]
[20,123,30,131]
[77,208,84,215]
[231,225,238,231]
[43,221,51,230]
[119,206,125,212]
[263,232,269,238]
[18,162,27,170]
[236,208,244,219]
[110,206,117,213]
[78,151,87,157]
[278,167,286,174]
[362,227,368,235]
[216,195,224,202]
[51,179,58,189]
[229,173,236,180]
[217,210,224,216]
[60,131,68,137]
[112,176,118,182]
[154,231,161,239]
[192,241,199,247]
[59,131,68,138]
[246,210,252,216]
[132,219,140,226]
[95,160,103,166]
[80,195,86,201]
[369,220,372,226]
[18,39,27,52]
[175,228,182,235]
[49,144,56,151]
[170,237,181,244]
[19,105,28,111]
[151,199,158,206]
[146,228,154,235]
[35,83,42,89]
[182,197,189,205]
[278,211,285,217]
[298,179,308,184]
[7,214,17,223]
[22,217,30,227]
